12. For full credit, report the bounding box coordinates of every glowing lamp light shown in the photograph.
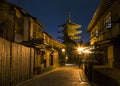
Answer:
[83,50,91,53]
[62,48,65,52]
[77,47,84,52]
[66,56,68,60]
[77,47,84,54]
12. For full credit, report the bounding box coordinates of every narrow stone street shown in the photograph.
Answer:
[17,65,92,86]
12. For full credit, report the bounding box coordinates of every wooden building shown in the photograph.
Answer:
[86,0,120,69]
[0,1,65,86]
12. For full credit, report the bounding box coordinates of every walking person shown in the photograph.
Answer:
[78,58,83,68]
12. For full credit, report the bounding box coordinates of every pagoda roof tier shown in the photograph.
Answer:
[70,36,81,40]
[59,11,81,29]
[58,29,82,34]
[58,11,82,42]
[67,33,79,36]
[58,36,81,40]
[59,22,81,29]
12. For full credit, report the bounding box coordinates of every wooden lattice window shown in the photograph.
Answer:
[15,16,24,35]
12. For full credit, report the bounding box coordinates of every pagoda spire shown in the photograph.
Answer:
[58,11,82,42]
[68,11,71,23]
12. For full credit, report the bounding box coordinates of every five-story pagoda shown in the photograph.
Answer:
[58,11,82,42]
[58,11,82,63]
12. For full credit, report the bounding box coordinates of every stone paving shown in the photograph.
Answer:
[17,65,92,86]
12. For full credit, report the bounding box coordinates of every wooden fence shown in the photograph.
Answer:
[0,38,34,86]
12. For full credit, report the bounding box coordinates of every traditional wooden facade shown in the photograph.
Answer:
[49,37,65,65]
[0,1,65,86]
[86,0,120,68]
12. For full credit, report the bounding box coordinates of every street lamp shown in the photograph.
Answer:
[77,47,84,54]
[62,48,65,52]
[77,47,84,68]
[61,48,67,65]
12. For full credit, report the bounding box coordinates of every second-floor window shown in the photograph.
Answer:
[91,29,99,38]
[91,30,96,38]
[43,33,49,44]
[96,29,99,38]
[33,24,42,39]
[104,15,111,29]
[33,24,38,38]
[15,16,24,35]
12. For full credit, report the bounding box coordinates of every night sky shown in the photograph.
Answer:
[7,0,101,42]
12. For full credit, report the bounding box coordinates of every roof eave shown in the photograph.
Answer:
[86,0,115,32]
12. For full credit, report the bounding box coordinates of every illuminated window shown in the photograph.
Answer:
[96,29,99,38]
[104,14,111,29]
[105,18,111,29]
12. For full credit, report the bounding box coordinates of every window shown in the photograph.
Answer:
[43,33,49,44]
[33,24,38,38]
[105,17,111,29]
[96,29,99,38]
[104,14,111,29]
[33,23,42,38]
[15,16,24,35]
[91,30,96,38]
